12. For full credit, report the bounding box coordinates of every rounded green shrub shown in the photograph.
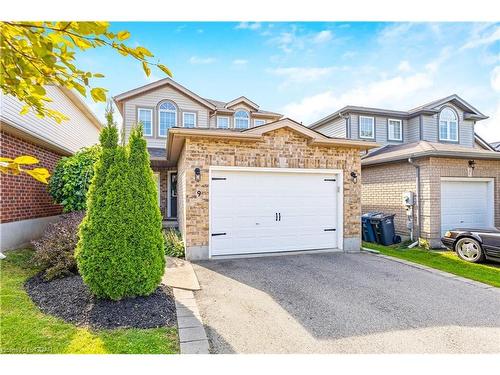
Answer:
[76,108,165,300]
[49,145,100,212]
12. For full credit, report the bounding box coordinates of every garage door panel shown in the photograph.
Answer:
[210,169,340,256]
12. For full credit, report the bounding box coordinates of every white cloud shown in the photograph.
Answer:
[268,66,337,85]
[235,22,261,30]
[491,66,500,92]
[425,47,451,73]
[312,30,333,44]
[342,51,357,59]
[461,25,500,50]
[281,72,434,124]
[398,60,412,72]
[476,65,500,142]
[232,59,248,65]
[188,56,216,65]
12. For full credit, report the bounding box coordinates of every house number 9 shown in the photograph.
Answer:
[197,190,201,197]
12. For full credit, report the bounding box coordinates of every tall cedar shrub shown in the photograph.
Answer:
[76,108,165,300]
[49,145,101,212]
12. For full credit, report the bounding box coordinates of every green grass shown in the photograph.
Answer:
[0,249,179,354]
[363,242,500,288]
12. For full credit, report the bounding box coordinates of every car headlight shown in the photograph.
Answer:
[444,231,452,238]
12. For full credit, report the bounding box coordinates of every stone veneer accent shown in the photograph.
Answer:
[362,157,500,247]
[176,127,363,259]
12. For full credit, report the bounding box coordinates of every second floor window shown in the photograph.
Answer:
[234,110,250,129]
[439,107,458,142]
[138,108,153,136]
[183,112,196,128]
[254,119,266,127]
[388,119,403,141]
[359,116,375,139]
[159,101,177,137]
[217,116,229,129]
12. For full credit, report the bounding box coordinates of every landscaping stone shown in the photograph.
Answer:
[25,273,177,329]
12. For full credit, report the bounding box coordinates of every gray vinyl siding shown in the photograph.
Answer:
[421,114,438,142]
[315,117,347,138]
[406,116,420,143]
[349,114,358,139]
[348,113,407,147]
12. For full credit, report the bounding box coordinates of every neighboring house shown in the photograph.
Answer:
[0,86,101,250]
[491,141,500,151]
[114,78,377,260]
[310,94,500,248]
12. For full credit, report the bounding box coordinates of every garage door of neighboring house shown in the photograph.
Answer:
[440,178,495,235]
[209,167,343,257]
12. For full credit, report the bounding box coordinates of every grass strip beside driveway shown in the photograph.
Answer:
[362,242,500,288]
[0,249,179,354]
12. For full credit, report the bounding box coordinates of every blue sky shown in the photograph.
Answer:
[79,22,500,142]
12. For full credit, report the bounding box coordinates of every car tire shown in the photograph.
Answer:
[454,237,485,263]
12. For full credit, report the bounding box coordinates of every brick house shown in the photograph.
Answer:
[1,86,101,250]
[114,78,377,260]
[310,95,500,248]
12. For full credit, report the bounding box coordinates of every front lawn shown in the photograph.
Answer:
[363,242,500,288]
[0,249,179,354]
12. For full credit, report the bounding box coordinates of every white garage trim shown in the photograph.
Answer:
[440,177,495,234]
[208,166,344,258]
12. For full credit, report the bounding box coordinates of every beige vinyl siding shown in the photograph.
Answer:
[406,116,420,143]
[315,117,346,138]
[1,86,100,153]
[226,102,255,112]
[122,85,210,148]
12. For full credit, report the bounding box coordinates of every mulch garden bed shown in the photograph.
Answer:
[25,274,177,330]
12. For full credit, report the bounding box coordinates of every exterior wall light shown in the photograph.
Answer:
[350,171,358,184]
[194,167,201,182]
[467,160,476,177]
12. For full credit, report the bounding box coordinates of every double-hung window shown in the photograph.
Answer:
[234,110,250,129]
[159,101,177,137]
[439,107,458,142]
[388,119,403,141]
[183,112,196,128]
[359,116,375,139]
[217,116,229,129]
[137,108,153,136]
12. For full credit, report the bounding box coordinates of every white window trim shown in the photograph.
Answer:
[359,116,375,139]
[158,102,177,137]
[388,118,403,141]
[234,110,250,129]
[438,109,459,142]
[253,119,266,127]
[137,108,153,136]
[217,116,230,129]
[182,112,197,128]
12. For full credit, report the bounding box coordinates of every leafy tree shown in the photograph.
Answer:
[76,110,165,300]
[0,156,50,183]
[49,145,101,212]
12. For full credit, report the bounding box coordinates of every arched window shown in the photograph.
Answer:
[159,101,177,137]
[439,107,458,141]
[234,110,249,129]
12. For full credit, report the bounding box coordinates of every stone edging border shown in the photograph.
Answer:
[361,248,499,293]
[172,287,209,354]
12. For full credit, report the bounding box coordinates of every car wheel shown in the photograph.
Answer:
[454,237,485,263]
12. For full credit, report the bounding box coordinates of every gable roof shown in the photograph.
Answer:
[362,140,500,166]
[166,117,378,163]
[204,97,282,117]
[310,94,488,129]
[113,78,217,114]
[491,141,500,151]
[225,96,259,110]
[474,133,496,151]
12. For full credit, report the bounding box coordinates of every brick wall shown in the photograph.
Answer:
[0,131,63,223]
[177,127,362,251]
[361,161,418,236]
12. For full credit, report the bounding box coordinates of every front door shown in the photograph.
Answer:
[169,172,177,218]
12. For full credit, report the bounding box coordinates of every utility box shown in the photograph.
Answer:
[402,191,415,206]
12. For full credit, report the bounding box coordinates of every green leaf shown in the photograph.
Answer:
[157,64,173,77]
[14,155,39,165]
[142,62,151,77]
[90,88,107,102]
[20,105,31,115]
[116,31,131,41]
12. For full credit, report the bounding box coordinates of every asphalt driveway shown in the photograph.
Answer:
[192,252,500,353]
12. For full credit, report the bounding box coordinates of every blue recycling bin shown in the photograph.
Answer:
[361,212,381,243]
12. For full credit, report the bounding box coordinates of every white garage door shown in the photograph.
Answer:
[210,168,342,257]
[441,179,494,235]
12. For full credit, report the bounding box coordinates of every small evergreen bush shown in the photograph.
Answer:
[164,229,185,258]
[49,146,100,212]
[76,104,165,300]
[32,211,85,280]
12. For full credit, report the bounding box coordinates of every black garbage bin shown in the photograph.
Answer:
[370,213,400,246]
[361,212,381,243]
